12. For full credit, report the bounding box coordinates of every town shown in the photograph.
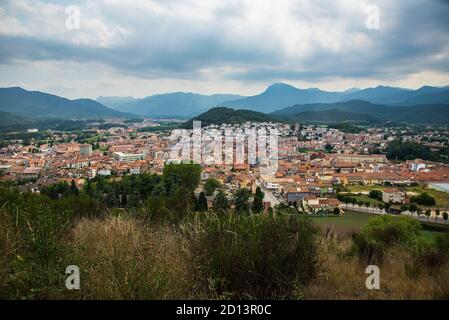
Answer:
[1,119,448,223]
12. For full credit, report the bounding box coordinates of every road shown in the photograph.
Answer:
[255,179,280,206]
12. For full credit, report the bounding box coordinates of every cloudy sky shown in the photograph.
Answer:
[0,0,449,99]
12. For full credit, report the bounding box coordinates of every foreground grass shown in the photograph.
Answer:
[69,218,196,299]
[305,239,449,299]
[1,204,448,299]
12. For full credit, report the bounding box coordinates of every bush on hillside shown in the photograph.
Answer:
[353,215,422,264]
[411,233,449,272]
[183,213,319,299]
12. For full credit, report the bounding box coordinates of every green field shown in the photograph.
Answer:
[305,212,375,235]
[405,185,449,207]
[303,212,449,238]
[351,194,383,206]
[347,185,387,193]
[346,184,449,208]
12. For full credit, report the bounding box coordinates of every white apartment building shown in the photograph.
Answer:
[113,152,146,162]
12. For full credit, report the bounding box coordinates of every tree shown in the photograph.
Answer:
[41,181,70,199]
[163,163,201,192]
[435,209,441,223]
[213,190,229,213]
[233,188,252,213]
[408,203,418,213]
[252,186,265,213]
[400,204,409,213]
[411,192,436,206]
[204,178,221,196]
[364,201,370,212]
[443,211,448,224]
[189,191,198,212]
[369,190,382,201]
[425,209,431,221]
[417,207,423,216]
[324,144,333,152]
[333,207,340,215]
[386,141,430,161]
[197,192,208,212]
[70,180,79,196]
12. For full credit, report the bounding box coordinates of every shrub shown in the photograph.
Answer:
[212,190,230,214]
[0,189,73,299]
[362,215,421,245]
[204,179,221,196]
[352,233,386,265]
[183,213,319,299]
[411,192,436,206]
[369,190,382,201]
[233,188,252,213]
[71,218,177,299]
[352,215,422,264]
[412,233,449,271]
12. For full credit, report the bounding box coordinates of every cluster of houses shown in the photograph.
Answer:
[1,122,448,215]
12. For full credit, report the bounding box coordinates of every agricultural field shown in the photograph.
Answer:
[305,212,449,240]
[347,184,387,193]
[345,184,449,208]
[405,185,449,207]
[305,212,375,235]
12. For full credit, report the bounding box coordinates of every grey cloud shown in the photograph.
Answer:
[0,0,449,86]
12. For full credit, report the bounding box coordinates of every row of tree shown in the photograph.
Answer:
[41,164,267,221]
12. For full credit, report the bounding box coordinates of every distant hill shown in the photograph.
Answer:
[94,83,449,117]
[223,83,340,113]
[0,111,31,128]
[0,111,92,131]
[0,87,127,119]
[272,100,449,124]
[286,109,378,123]
[97,92,245,117]
[272,100,383,115]
[181,101,449,127]
[400,89,449,105]
[223,83,449,113]
[341,85,412,104]
[96,96,137,110]
[181,107,283,128]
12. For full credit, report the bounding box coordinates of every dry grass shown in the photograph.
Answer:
[304,237,449,300]
[3,210,448,300]
[0,209,17,297]
[70,217,195,299]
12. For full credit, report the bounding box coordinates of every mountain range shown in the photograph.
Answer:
[0,87,127,119]
[185,100,449,126]
[97,92,244,117]
[97,83,449,115]
[221,83,449,113]
[271,100,449,125]
[1,83,448,126]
